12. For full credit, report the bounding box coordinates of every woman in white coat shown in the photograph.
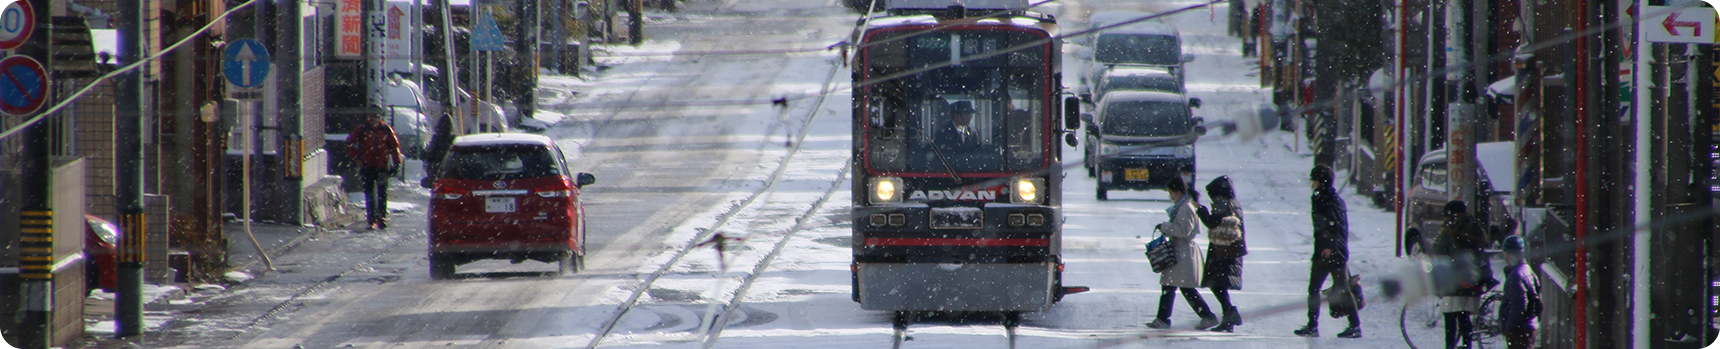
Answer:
[1147,178,1220,330]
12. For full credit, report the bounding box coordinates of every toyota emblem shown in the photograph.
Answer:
[493,180,507,189]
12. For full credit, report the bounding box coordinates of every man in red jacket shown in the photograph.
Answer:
[346,114,404,230]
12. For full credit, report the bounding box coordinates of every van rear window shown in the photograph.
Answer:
[1095,34,1180,65]
[1100,101,1190,137]
[440,145,563,180]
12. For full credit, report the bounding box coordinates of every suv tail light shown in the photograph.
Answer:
[435,186,469,200]
[535,180,573,198]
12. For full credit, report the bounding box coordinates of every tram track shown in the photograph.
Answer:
[581,39,851,348]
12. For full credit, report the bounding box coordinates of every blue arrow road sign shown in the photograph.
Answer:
[223,38,271,88]
[472,11,506,52]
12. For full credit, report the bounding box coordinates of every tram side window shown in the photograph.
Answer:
[1001,88,1043,169]
[868,86,908,170]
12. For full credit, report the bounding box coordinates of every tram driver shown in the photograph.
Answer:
[937,101,980,149]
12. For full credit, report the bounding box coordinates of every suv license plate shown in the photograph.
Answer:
[486,197,516,213]
[1125,168,1150,181]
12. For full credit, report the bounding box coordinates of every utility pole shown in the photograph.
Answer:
[629,0,642,45]
[115,0,148,338]
[15,1,53,346]
[1444,0,1477,213]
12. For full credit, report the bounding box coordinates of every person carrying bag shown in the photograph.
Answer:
[1196,176,1248,332]
[1145,178,1219,330]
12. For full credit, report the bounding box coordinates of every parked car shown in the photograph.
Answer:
[1074,16,1192,98]
[1401,141,1518,255]
[85,215,118,294]
[1082,66,1182,103]
[386,106,430,158]
[423,133,596,279]
[1082,91,1204,200]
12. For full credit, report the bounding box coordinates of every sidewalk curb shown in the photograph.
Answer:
[221,225,328,284]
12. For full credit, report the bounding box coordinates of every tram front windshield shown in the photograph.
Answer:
[861,30,1048,174]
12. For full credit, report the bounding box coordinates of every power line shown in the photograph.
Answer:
[0,0,259,141]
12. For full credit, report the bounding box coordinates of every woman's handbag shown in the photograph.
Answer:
[1322,267,1366,318]
[1145,234,1177,273]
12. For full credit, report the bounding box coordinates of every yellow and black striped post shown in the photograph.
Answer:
[19,210,53,349]
[116,212,146,337]
[19,210,54,280]
[118,213,147,265]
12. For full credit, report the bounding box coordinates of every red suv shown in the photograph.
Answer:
[424,133,595,279]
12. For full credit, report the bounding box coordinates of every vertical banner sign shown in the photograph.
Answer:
[336,0,364,58]
[0,0,35,50]
[381,2,412,74]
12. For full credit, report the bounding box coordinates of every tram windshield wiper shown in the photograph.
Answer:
[928,144,963,181]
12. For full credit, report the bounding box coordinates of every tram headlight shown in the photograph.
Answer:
[870,177,903,204]
[1012,177,1044,204]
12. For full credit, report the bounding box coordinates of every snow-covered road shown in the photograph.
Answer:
[115,1,1443,348]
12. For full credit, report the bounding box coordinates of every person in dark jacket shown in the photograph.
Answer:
[1196,176,1247,332]
[1434,200,1489,349]
[422,113,456,180]
[1499,235,1539,349]
[1294,164,1362,338]
[346,114,404,230]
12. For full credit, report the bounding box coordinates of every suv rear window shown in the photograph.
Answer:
[440,145,564,180]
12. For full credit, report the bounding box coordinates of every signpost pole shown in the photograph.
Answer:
[13,2,51,344]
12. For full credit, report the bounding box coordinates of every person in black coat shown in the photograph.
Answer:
[1294,164,1362,338]
[934,101,979,152]
[1196,176,1248,332]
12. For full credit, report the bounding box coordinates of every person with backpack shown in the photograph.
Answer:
[1434,200,1490,349]
[1146,177,1220,330]
[346,113,404,230]
[1294,164,1363,338]
[1500,236,1540,349]
[1196,176,1247,332]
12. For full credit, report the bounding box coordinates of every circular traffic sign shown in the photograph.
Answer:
[0,0,35,50]
[0,55,49,116]
[222,38,271,89]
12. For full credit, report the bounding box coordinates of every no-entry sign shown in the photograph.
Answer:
[0,55,48,116]
[0,0,36,50]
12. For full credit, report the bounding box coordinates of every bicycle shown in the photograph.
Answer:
[1401,281,1505,349]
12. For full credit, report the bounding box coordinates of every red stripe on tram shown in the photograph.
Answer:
[863,238,1049,247]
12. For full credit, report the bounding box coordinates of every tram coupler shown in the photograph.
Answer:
[1061,286,1091,295]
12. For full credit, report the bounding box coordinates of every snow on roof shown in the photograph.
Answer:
[1105,66,1175,77]
[1098,90,1185,103]
[888,0,1028,11]
[451,133,554,147]
[865,15,1048,31]
[1099,21,1179,36]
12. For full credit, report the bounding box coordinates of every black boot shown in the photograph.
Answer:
[1209,306,1241,332]
[1292,323,1317,337]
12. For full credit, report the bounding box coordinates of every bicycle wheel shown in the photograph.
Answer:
[1401,300,1445,349]
[1470,294,1507,348]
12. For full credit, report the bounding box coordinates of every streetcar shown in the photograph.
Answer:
[848,0,1085,320]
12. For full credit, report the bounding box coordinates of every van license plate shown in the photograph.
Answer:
[486,198,516,213]
[1125,169,1150,181]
